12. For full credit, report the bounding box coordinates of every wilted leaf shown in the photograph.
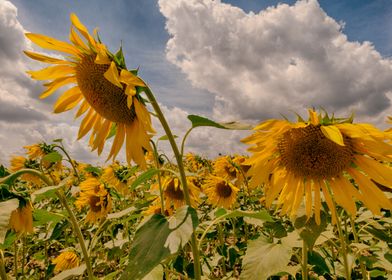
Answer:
[0,199,19,243]
[142,264,164,280]
[188,115,253,130]
[107,207,136,220]
[50,264,86,280]
[240,236,291,280]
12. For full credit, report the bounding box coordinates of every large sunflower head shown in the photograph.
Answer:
[75,177,112,223]
[203,175,239,209]
[25,13,155,169]
[242,109,392,223]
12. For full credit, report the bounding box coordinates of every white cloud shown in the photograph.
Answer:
[159,0,392,126]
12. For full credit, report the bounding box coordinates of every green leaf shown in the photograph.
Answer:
[369,270,386,278]
[106,123,117,140]
[52,139,63,143]
[50,264,86,280]
[215,209,273,222]
[130,168,159,191]
[164,206,198,254]
[42,151,63,163]
[308,251,330,275]
[220,121,253,130]
[33,209,64,227]
[158,135,178,141]
[240,236,292,280]
[120,214,171,280]
[0,230,16,249]
[107,207,136,220]
[188,115,226,129]
[294,213,327,250]
[142,264,164,280]
[31,185,62,202]
[0,199,19,243]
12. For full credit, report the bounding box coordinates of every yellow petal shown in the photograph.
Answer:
[25,33,79,56]
[70,13,96,48]
[53,87,82,113]
[24,51,68,64]
[70,27,88,51]
[107,124,125,161]
[127,96,133,109]
[313,182,321,225]
[320,125,345,146]
[305,180,312,218]
[308,109,319,125]
[94,44,111,64]
[119,70,145,87]
[355,155,392,188]
[75,100,90,118]
[103,62,122,88]
[27,65,74,80]
[40,76,76,99]
[320,182,337,224]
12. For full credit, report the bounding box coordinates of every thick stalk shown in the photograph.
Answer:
[350,217,368,280]
[0,169,53,186]
[14,242,17,280]
[302,241,308,280]
[0,250,7,280]
[56,190,94,280]
[143,86,202,279]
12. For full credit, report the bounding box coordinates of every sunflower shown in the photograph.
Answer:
[101,163,130,194]
[213,156,239,181]
[203,175,239,209]
[25,13,154,168]
[24,143,46,159]
[9,201,34,234]
[9,156,42,186]
[161,176,200,211]
[52,251,80,273]
[75,177,112,223]
[242,109,392,223]
[24,143,63,171]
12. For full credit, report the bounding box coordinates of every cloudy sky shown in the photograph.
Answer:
[1,0,391,165]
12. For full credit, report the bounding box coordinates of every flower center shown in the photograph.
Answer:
[76,55,136,124]
[277,125,354,179]
[164,181,185,201]
[89,195,102,212]
[216,181,233,198]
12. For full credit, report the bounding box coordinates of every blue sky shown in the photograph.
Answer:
[1,0,392,164]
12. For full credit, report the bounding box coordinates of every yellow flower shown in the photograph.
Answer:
[52,251,80,273]
[9,201,34,234]
[25,13,154,168]
[101,163,129,194]
[160,176,200,211]
[213,156,239,180]
[24,144,45,159]
[9,156,42,186]
[203,176,239,209]
[75,178,112,223]
[242,109,392,223]
[185,153,205,172]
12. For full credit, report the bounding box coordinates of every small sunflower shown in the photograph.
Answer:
[161,176,200,210]
[25,14,154,168]
[9,156,42,186]
[242,109,392,223]
[101,163,130,194]
[24,143,46,159]
[203,176,239,209]
[24,143,63,171]
[52,251,80,273]
[185,153,205,172]
[213,156,239,181]
[75,178,112,223]
[9,201,34,234]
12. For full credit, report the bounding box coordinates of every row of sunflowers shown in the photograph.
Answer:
[0,13,391,280]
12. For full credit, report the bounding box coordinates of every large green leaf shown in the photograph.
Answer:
[0,199,19,243]
[120,214,171,280]
[294,213,327,250]
[130,169,159,191]
[33,209,65,227]
[215,208,273,222]
[31,185,62,202]
[164,206,198,254]
[240,236,291,280]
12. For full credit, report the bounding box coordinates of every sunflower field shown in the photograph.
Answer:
[1,13,392,280]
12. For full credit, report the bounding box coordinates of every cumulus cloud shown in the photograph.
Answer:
[159,0,392,124]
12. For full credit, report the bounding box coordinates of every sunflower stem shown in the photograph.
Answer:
[55,190,94,280]
[13,242,18,279]
[0,168,53,186]
[54,143,81,183]
[349,216,368,280]
[302,240,308,280]
[180,127,194,157]
[150,140,165,214]
[0,250,7,280]
[143,86,202,280]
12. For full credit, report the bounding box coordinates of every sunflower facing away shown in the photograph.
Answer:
[25,14,154,168]
[160,176,200,211]
[242,109,392,223]
[9,200,34,234]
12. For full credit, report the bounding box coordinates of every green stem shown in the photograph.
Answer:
[180,127,194,157]
[217,224,226,276]
[326,185,351,280]
[143,86,202,279]
[0,169,53,186]
[302,240,308,280]
[14,242,18,280]
[54,144,80,182]
[350,217,368,280]
[0,250,7,280]
[21,236,26,277]
[56,190,94,280]
[150,141,165,214]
